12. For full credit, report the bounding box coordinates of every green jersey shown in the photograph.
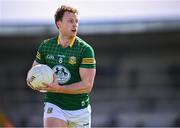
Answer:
[35,36,96,110]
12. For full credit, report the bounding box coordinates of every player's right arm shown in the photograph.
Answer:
[26,40,45,90]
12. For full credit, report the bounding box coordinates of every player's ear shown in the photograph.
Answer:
[56,21,61,29]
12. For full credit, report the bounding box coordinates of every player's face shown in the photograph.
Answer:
[57,12,78,38]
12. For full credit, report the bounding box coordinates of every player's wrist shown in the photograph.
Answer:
[56,85,64,93]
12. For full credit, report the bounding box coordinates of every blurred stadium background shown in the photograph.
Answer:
[1,0,180,127]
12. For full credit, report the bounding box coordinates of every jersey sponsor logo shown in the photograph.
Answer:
[46,54,65,64]
[68,56,76,65]
[57,55,65,63]
[53,65,71,84]
[46,54,54,60]
[82,58,96,64]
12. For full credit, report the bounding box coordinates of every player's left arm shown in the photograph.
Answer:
[60,67,96,94]
[41,67,96,94]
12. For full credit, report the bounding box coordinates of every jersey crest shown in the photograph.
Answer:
[68,56,76,65]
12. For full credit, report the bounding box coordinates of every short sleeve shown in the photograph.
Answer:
[80,46,96,68]
[35,42,46,64]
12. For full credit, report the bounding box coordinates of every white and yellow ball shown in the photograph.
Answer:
[27,64,54,88]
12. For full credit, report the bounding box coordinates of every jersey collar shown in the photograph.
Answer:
[57,36,76,48]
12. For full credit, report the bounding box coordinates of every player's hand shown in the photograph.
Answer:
[26,78,41,91]
[39,74,62,93]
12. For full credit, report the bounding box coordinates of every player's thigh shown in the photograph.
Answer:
[68,105,91,127]
[44,117,68,127]
[43,102,68,127]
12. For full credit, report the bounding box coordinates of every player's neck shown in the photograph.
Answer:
[58,35,73,48]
